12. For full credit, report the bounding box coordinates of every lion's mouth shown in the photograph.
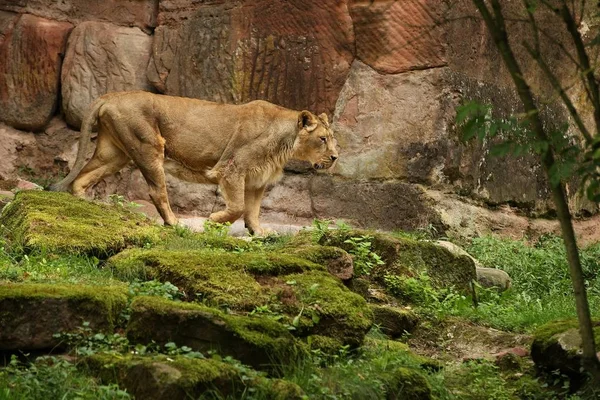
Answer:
[313,162,333,170]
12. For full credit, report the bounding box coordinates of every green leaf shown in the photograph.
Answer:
[490,142,513,157]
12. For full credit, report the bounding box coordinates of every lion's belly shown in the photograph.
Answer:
[163,159,218,184]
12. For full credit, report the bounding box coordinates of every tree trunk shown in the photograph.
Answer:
[471,0,600,376]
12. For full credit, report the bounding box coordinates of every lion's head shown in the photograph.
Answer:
[293,111,339,170]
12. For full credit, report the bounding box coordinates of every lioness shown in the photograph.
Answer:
[50,91,338,235]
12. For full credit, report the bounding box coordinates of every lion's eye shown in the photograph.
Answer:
[320,137,327,143]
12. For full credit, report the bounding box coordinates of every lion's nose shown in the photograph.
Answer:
[331,155,338,162]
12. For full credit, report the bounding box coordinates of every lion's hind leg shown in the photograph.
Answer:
[72,135,130,197]
[130,149,178,226]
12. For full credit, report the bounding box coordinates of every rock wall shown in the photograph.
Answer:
[0,0,596,235]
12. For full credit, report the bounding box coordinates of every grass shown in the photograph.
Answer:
[380,233,600,333]
[463,234,600,332]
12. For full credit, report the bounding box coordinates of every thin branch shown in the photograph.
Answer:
[558,1,600,137]
[521,0,592,144]
[523,40,593,143]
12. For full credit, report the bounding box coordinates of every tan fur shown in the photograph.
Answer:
[50,91,339,235]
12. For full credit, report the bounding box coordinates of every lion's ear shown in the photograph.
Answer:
[299,110,318,132]
[318,113,329,127]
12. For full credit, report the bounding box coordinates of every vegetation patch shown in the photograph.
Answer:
[0,355,131,400]
[0,191,162,256]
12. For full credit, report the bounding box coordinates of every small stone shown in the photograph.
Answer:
[476,267,512,291]
[15,179,43,191]
[371,305,419,338]
[494,352,522,372]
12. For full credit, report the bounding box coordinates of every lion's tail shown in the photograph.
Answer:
[49,98,104,192]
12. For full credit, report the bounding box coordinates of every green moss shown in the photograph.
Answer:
[532,319,580,349]
[306,335,344,353]
[0,283,128,330]
[370,305,419,338]
[159,229,252,252]
[84,353,237,392]
[84,352,304,399]
[285,245,348,265]
[283,271,372,346]
[110,249,266,309]
[109,248,324,310]
[0,191,162,256]
[533,319,600,352]
[111,247,371,347]
[387,367,433,400]
[363,338,441,371]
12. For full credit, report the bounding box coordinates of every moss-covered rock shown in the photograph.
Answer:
[371,305,419,338]
[82,353,304,400]
[364,338,442,372]
[126,296,302,371]
[531,319,600,389]
[311,229,476,294]
[280,271,372,347]
[0,191,162,256]
[109,248,324,309]
[387,367,433,400]
[0,283,127,350]
[306,335,344,354]
[110,248,372,348]
[285,245,354,280]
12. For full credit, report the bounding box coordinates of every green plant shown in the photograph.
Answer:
[203,220,231,237]
[127,279,185,301]
[311,219,332,243]
[0,355,131,399]
[53,322,130,357]
[343,235,384,276]
[444,360,512,400]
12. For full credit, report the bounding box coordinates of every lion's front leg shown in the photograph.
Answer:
[244,185,267,236]
[210,175,245,224]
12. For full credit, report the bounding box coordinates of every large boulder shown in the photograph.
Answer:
[0,0,158,31]
[83,353,304,400]
[435,240,511,291]
[314,229,477,293]
[147,0,354,115]
[0,283,127,350]
[531,319,600,390]
[310,176,442,231]
[109,247,373,347]
[0,191,161,255]
[61,21,154,129]
[370,305,419,338]
[126,296,301,371]
[0,13,72,131]
[332,62,449,183]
